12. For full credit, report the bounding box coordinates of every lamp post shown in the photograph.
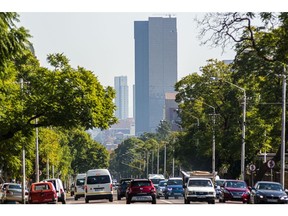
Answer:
[202,102,216,176]
[212,77,246,180]
[280,65,286,186]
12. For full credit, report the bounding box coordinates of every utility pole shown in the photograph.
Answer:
[35,118,39,182]
[20,78,26,204]
[280,65,286,186]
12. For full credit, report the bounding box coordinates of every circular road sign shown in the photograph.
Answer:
[249,164,256,172]
[267,159,275,169]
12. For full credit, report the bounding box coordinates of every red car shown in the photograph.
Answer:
[219,179,250,203]
[126,179,156,204]
[28,182,57,204]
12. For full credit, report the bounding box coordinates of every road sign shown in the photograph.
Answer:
[249,164,256,172]
[267,159,275,169]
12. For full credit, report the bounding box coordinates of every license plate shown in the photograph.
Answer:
[233,196,241,198]
[267,199,277,203]
[174,193,182,195]
[132,196,151,201]
[197,195,206,198]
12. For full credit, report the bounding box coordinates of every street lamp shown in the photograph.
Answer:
[202,102,216,176]
[212,77,246,180]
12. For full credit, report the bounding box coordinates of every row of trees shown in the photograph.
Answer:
[0,13,117,183]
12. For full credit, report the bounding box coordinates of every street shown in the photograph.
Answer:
[65,192,244,204]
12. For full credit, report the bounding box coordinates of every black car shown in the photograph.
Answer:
[249,181,288,204]
[117,178,133,200]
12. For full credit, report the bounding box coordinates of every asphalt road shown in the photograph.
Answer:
[65,192,244,204]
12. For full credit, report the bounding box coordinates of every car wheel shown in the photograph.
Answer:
[74,196,78,201]
[62,199,66,204]
[152,198,156,204]
[126,197,131,204]
[117,195,121,200]
[85,198,89,203]
[109,196,113,202]
[164,195,168,199]
[157,195,160,199]
[175,196,178,199]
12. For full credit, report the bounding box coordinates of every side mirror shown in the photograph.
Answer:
[285,189,288,194]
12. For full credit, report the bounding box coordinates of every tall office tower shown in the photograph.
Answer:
[114,76,129,120]
[134,16,177,135]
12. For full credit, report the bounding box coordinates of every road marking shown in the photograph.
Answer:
[159,199,174,204]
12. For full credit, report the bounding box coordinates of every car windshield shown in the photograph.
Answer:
[167,179,182,185]
[131,181,151,187]
[226,181,246,188]
[76,179,85,186]
[150,179,164,185]
[257,183,283,191]
[158,181,167,186]
[87,175,110,184]
[188,179,212,187]
[215,180,225,187]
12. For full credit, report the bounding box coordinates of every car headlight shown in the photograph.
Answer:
[280,196,288,200]
[257,194,264,199]
[168,188,172,191]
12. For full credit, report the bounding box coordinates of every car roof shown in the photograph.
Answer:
[168,177,182,180]
[131,179,150,182]
[256,181,281,184]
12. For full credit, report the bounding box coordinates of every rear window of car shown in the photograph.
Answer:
[76,179,85,186]
[9,184,22,189]
[87,175,110,184]
[167,179,182,185]
[131,181,151,187]
[34,184,50,191]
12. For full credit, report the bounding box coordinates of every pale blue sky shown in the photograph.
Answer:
[18,12,236,117]
[8,1,286,118]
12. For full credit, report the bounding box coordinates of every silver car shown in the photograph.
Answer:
[1,183,28,204]
[156,180,167,199]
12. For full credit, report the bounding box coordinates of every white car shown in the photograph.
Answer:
[184,178,216,204]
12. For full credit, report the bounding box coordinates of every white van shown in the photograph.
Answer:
[42,178,66,204]
[74,173,86,200]
[84,169,113,203]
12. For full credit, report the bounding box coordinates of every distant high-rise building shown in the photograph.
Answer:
[134,16,177,135]
[114,76,129,120]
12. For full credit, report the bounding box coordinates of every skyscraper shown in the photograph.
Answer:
[114,76,129,120]
[134,16,177,135]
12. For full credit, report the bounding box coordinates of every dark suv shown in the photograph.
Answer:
[126,179,156,204]
[117,178,133,200]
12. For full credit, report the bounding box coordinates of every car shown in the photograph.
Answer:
[219,179,250,203]
[84,169,113,203]
[126,179,156,204]
[42,178,66,204]
[28,182,57,204]
[117,178,133,200]
[249,181,288,204]
[214,179,225,199]
[183,177,216,204]
[164,177,184,199]
[0,183,28,204]
[74,173,86,200]
[156,179,167,199]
